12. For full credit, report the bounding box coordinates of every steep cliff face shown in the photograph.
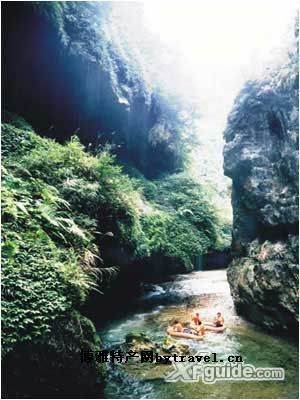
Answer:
[223,35,299,334]
[2,2,193,178]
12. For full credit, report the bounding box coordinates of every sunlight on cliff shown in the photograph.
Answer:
[95,1,297,219]
[143,1,297,176]
[143,0,297,103]
[143,0,297,216]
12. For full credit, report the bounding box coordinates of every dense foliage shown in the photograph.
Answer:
[2,121,124,356]
[127,167,231,270]
[1,120,113,396]
[135,174,218,270]
[2,116,229,395]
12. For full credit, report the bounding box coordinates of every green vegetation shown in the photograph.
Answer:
[2,121,130,357]
[127,167,232,270]
[135,175,218,270]
[2,116,230,395]
[2,122,111,396]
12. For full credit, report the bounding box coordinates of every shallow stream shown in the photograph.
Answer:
[98,270,298,399]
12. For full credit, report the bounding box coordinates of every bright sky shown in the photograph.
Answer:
[143,0,298,112]
[141,0,298,183]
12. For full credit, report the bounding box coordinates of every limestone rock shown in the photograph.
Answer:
[122,332,158,352]
[2,2,193,178]
[223,26,299,334]
[227,236,299,332]
[161,336,189,355]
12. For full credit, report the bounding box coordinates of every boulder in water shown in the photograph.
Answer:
[123,332,158,352]
[161,336,189,355]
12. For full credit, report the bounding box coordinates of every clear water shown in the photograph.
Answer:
[98,270,299,399]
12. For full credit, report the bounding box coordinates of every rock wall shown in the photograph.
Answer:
[2,2,192,178]
[223,32,299,334]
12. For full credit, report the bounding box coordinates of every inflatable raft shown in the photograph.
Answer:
[167,328,203,341]
[204,325,226,333]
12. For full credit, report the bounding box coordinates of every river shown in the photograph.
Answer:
[98,269,299,399]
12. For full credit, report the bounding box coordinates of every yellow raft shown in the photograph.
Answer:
[204,325,226,333]
[167,327,203,341]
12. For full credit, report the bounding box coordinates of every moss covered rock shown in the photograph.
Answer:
[123,332,158,352]
[227,236,299,334]
[161,336,189,355]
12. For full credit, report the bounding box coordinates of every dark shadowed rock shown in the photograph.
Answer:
[227,236,298,333]
[2,2,195,178]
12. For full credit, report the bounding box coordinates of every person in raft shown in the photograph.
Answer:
[171,319,183,332]
[190,312,205,336]
[169,319,197,335]
[214,312,224,327]
[191,312,201,325]
[169,318,204,337]
[205,312,224,327]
